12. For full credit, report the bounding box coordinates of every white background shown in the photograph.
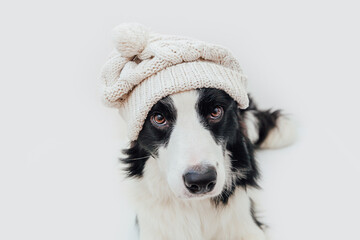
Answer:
[1,0,359,239]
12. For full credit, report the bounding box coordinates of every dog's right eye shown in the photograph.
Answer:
[208,106,223,122]
[151,113,167,127]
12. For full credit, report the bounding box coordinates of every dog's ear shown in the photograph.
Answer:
[121,141,150,178]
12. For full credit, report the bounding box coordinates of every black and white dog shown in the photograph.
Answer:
[120,88,295,240]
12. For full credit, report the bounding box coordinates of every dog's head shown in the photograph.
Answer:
[122,88,258,203]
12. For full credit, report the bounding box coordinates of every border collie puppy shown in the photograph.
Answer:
[100,23,296,240]
[120,89,295,240]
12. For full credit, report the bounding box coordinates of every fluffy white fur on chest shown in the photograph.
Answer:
[122,157,266,240]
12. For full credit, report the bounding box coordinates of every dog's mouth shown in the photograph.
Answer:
[177,182,224,200]
[181,190,221,200]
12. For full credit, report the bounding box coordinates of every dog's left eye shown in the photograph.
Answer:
[151,113,168,127]
[209,106,223,121]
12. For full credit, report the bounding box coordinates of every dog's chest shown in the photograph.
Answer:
[139,199,221,239]
[130,184,257,240]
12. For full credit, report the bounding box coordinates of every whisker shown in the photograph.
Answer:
[122,155,151,161]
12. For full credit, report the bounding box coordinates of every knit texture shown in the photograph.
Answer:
[101,23,249,140]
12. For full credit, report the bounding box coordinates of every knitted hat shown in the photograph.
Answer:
[101,23,249,141]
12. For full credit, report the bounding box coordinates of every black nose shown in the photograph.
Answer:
[183,165,217,194]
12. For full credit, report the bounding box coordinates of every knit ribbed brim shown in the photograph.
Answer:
[119,61,249,141]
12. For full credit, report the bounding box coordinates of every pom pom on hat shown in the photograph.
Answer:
[112,23,150,58]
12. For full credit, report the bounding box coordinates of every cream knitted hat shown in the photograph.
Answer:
[101,23,249,141]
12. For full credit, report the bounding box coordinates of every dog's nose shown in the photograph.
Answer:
[183,165,217,194]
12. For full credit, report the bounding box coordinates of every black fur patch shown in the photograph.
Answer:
[121,141,149,178]
[120,96,177,178]
[212,134,260,205]
[196,89,260,205]
[254,109,281,147]
[196,88,240,143]
[245,96,282,148]
[250,198,265,229]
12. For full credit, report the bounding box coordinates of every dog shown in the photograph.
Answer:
[119,88,295,240]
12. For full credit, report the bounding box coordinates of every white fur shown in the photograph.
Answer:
[158,91,225,199]
[244,110,260,144]
[121,90,267,240]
